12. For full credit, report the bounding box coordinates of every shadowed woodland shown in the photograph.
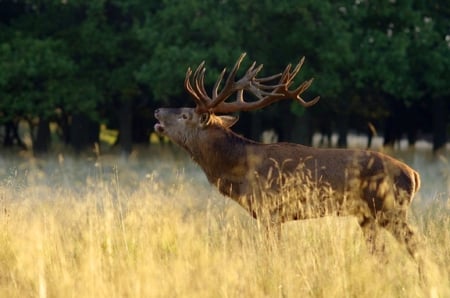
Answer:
[0,0,449,155]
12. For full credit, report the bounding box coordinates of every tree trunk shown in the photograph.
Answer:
[119,99,133,156]
[59,111,71,145]
[3,120,27,149]
[34,118,50,155]
[250,112,263,141]
[290,111,313,146]
[337,116,348,148]
[432,96,447,153]
[70,113,99,153]
[274,103,296,143]
[132,105,153,144]
[383,115,401,148]
[3,121,14,147]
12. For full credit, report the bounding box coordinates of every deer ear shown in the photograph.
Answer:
[199,112,210,126]
[218,115,239,128]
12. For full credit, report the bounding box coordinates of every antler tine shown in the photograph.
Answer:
[192,61,206,85]
[244,61,259,77]
[212,68,227,99]
[294,78,314,95]
[265,56,320,107]
[208,53,248,108]
[185,67,205,109]
[299,95,320,107]
[236,89,245,103]
[196,67,209,100]
[186,62,203,95]
[289,78,321,107]
[192,62,204,94]
[255,72,283,83]
[245,62,263,80]
[185,61,217,111]
[221,53,246,89]
[232,53,248,75]
[184,68,196,97]
[290,56,306,79]
[279,63,293,84]
[279,57,305,85]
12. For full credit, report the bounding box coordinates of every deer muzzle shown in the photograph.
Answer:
[154,109,165,135]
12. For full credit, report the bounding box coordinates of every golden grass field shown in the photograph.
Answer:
[0,146,449,298]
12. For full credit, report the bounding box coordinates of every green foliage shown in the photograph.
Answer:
[135,0,243,102]
[0,0,448,135]
[0,35,76,120]
[349,0,420,101]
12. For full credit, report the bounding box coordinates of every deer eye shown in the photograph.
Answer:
[180,113,189,120]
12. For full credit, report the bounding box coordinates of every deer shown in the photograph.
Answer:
[154,53,422,265]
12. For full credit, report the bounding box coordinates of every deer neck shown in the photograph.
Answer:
[185,126,255,191]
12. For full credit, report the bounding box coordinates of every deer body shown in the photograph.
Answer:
[156,109,419,222]
[154,54,422,263]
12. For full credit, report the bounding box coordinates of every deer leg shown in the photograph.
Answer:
[379,216,421,261]
[379,216,428,282]
[359,216,385,255]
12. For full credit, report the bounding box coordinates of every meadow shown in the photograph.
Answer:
[0,144,449,298]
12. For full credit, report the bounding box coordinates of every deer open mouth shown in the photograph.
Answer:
[154,109,165,135]
[154,122,165,135]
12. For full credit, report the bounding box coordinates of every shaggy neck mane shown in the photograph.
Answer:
[186,125,256,183]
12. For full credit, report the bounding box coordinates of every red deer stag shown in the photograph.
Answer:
[154,53,422,262]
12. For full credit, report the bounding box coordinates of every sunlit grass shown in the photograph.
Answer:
[0,148,448,297]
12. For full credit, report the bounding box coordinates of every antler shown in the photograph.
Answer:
[184,53,320,114]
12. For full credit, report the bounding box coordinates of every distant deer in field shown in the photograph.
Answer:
[154,53,422,263]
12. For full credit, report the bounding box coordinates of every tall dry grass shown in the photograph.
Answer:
[0,148,448,297]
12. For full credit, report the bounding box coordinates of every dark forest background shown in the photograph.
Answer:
[0,0,449,156]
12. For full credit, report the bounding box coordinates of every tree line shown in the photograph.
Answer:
[0,0,449,155]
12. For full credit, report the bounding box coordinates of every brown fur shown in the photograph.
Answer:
[155,108,422,262]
